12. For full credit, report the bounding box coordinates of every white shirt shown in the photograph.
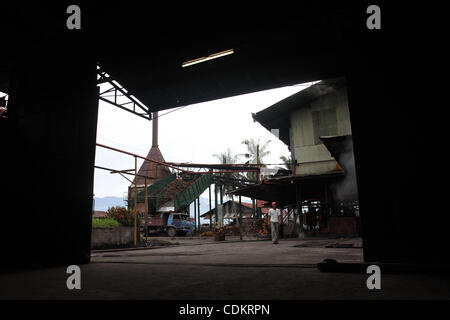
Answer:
[268,208,281,223]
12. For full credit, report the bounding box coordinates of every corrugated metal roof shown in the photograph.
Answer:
[227,170,344,206]
[200,199,269,218]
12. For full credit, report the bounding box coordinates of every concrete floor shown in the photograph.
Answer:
[1,237,449,300]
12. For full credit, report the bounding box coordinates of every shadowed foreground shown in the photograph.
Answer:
[1,238,449,300]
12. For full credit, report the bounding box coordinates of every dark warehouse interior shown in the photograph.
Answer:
[0,1,446,277]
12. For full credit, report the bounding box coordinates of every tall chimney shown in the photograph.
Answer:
[152,111,158,147]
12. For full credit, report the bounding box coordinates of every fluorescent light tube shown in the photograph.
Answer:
[182,49,234,68]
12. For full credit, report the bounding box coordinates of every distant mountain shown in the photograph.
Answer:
[94,196,126,211]
[94,196,210,213]
[94,195,242,223]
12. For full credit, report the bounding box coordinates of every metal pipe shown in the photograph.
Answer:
[109,169,135,173]
[166,162,268,168]
[152,111,158,147]
[96,143,259,175]
[205,169,259,174]
[97,142,191,173]
[94,165,153,180]
[118,172,133,184]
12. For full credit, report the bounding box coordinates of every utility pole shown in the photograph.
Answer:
[134,156,137,247]
[144,178,148,238]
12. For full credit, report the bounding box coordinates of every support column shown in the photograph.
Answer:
[296,183,304,239]
[239,195,243,241]
[197,196,201,232]
[219,184,223,226]
[214,183,218,227]
[194,199,197,231]
[144,178,149,238]
[209,185,212,230]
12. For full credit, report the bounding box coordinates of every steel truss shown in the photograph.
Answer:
[97,68,152,121]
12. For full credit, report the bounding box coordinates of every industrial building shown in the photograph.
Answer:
[230,78,360,236]
[201,200,269,222]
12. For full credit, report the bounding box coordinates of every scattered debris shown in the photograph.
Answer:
[293,239,362,248]
[143,239,176,247]
[325,243,357,248]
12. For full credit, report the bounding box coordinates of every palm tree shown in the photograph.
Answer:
[241,138,271,182]
[212,148,239,165]
[241,138,271,164]
[212,148,241,200]
[280,155,292,170]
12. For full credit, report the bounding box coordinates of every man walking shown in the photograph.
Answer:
[268,202,281,244]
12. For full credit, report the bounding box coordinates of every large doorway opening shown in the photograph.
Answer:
[91,74,362,264]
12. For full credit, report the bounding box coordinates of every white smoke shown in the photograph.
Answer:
[330,137,359,202]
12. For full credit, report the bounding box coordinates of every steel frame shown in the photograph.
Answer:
[97,68,152,121]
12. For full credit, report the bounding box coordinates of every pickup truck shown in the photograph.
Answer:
[141,212,194,237]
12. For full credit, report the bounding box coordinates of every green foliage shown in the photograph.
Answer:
[106,206,141,227]
[280,155,292,170]
[212,148,245,198]
[241,137,271,165]
[241,137,271,182]
[212,148,240,165]
[92,218,121,228]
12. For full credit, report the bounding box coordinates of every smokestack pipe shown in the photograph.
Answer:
[152,111,158,147]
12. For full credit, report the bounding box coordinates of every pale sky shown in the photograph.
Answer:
[93,81,316,198]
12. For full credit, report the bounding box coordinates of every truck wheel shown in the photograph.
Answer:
[167,228,177,237]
